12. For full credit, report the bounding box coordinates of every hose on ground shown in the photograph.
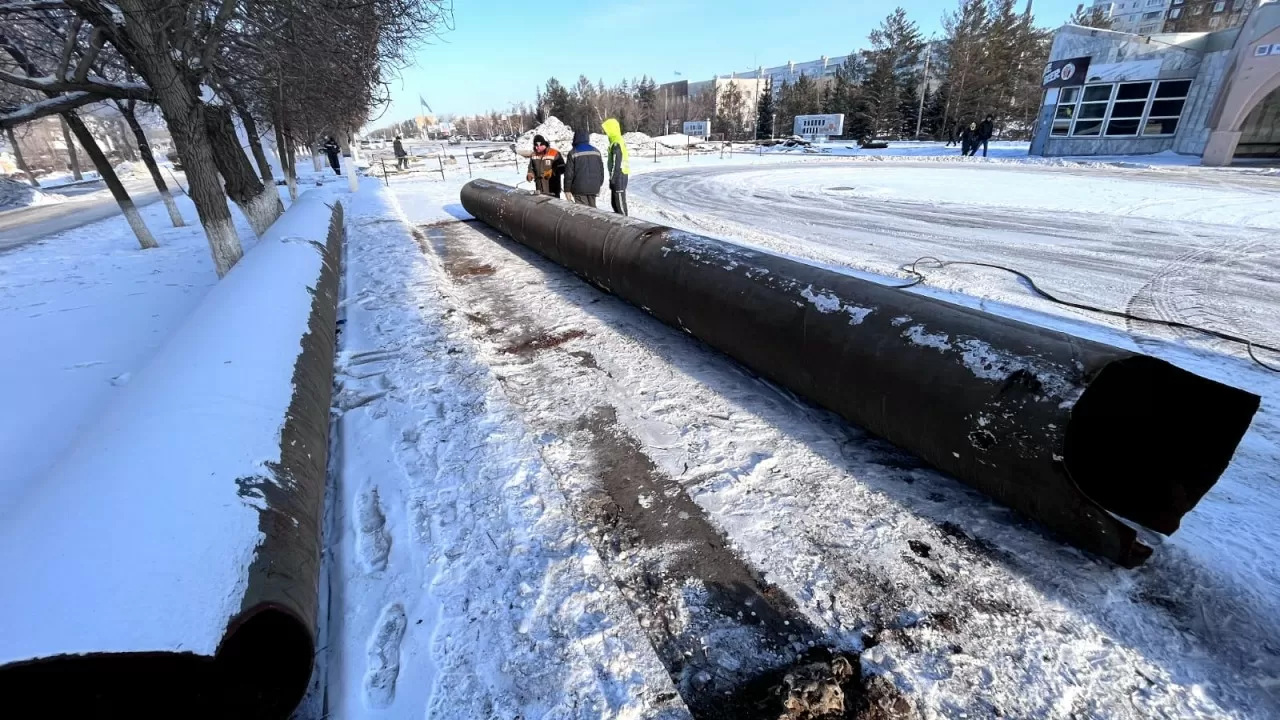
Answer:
[896,256,1280,373]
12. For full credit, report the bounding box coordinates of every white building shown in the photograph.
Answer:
[1091,0,1174,33]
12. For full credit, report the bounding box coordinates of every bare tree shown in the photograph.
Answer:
[114,98,184,227]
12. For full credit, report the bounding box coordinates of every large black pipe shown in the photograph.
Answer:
[461,179,1260,567]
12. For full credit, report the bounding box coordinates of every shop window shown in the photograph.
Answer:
[1051,86,1080,136]
[1143,79,1190,136]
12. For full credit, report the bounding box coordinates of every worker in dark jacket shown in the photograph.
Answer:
[977,115,995,157]
[563,129,604,207]
[602,118,629,215]
[393,135,408,170]
[959,122,979,156]
[322,136,341,175]
[525,134,565,197]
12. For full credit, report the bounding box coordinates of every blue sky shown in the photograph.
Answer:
[374,0,1080,123]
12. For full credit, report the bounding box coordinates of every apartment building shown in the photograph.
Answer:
[1090,0,1174,34]
[1164,0,1257,32]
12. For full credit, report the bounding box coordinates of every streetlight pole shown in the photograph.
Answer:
[916,38,933,140]
[771,113,776,140]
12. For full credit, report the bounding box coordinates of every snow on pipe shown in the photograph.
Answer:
[0,194,342,717]
[460,179,1261,568]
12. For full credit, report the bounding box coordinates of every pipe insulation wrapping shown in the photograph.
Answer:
[460,179,1260,567]
[0,195,343,718]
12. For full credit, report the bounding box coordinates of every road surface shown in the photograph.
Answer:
[0,177,179,253]
[629,161,1280,352]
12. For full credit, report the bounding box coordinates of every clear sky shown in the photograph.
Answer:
[373,0,1081,124]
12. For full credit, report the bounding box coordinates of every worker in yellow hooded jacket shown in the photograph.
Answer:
[602,118,630,216]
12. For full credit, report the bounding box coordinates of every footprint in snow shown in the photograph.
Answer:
[355,485,391,573]
[363,602,408,709]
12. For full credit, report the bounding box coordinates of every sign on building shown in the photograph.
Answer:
[1042,56,1091,88]
[683,120,710,139]
[793,114,844,140]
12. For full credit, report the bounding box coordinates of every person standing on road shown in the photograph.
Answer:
[563,129,604,208]
[322,136,342,175]
[977,115,995,157]
[603,118,630,216]
[525,134,565,198]
[393,135,409,170]
[945,121,959,147]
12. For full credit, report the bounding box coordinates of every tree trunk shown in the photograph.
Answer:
[114,117,138,162]
[274,104,299,201]
[121,102,184,228]
[234,102,276,188]
[63,112,157,249]
[7,127,38,187]
[204,104,281,236]
[59,115,82,181]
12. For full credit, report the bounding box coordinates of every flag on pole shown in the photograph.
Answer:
[419,94,433,113]
[673,71,682,77]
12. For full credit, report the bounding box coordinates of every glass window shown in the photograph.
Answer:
[1051,120,1072,136]
[1193,4,1204,13]
[1156,80,1191,99]
[1074,120,1104,136]
[1213,0,1225,10]
[1110,100,1147,118]
[1055,105,1077,120]
[1150,99,1185,116]
[1117,82,1152,100]
[1143,10,1162,18]
[1106,118,1141,135]
[1083,85,1113,103]
[1144,117,1179,135]
[1060,86,1081,104]
[1173,0,1183,4]
[1079,103,1109,119]
[1170,7,1182,17]
[1208,15,1222,27]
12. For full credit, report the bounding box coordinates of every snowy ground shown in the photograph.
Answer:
[325,143,1280,719]
[0,174,321,517]
[7,140,1278,718]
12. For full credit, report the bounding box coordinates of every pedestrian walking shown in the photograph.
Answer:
[393,135,409,170]
[977,114,994,157]
[603,118,630,216]
[322,136,341,175]
[525,134,565,198]
[959,122,979,157]
[945,121,958,147]
[563,129,604,208]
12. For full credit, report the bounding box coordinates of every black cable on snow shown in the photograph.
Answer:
[896,256,1280,373]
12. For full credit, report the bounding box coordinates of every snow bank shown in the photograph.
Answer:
[516,115,575,156]
[0,192,342,714]
[0,177,64,210]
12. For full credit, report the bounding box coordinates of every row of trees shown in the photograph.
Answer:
[0,0,449,277]
[764,1,1051,142]
[436,0,1108,145]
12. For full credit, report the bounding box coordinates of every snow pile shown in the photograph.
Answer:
[516,116,575,156]
[112,161,143,178]
[0,177,63,210]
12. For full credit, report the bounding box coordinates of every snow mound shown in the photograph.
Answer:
[0,177,63,210]
[516,116,575,156]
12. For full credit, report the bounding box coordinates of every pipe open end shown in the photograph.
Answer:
[0,605,314,719]
[1064,355,1261,535]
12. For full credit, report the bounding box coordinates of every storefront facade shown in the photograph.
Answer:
[1030,2,1280,164]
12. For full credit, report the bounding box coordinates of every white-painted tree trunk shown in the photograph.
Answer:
[312,150,323,172]
[287,174,299,201]
[123,202,159,249]
[205,216,242,277]
[345,158,359,192]
[161,190,185,227]
[243,186,284,237]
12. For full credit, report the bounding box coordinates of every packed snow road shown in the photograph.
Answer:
[630,161,1280,352]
